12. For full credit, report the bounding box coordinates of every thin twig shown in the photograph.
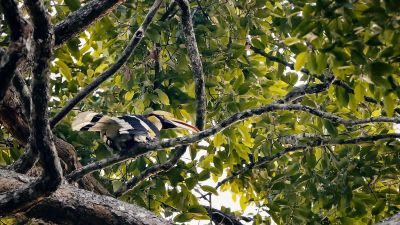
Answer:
[215,133,400,189]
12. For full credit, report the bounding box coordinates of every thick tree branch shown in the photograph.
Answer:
[54,0,125,46]
[0,0,63,215]
[0,0,30,103]
[66,101,400,181]
[0,169,172,225]
[176,0,207,130]
[50,0,163,128]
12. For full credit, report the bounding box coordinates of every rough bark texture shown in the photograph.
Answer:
[0,169,172,225]
[176,0,206,130]
[0,0,64,215]
[0,0,30,103]
[375,212,400,225]
[0,85,109,195]
[54,0,125,46]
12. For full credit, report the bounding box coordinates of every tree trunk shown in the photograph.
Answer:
[0,169,172,225]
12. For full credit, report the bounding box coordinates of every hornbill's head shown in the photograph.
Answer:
[146,111,200,132]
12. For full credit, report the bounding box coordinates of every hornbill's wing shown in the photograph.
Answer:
[72,112,159,139]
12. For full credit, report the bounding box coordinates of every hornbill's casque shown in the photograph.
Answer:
[72,111,199,152]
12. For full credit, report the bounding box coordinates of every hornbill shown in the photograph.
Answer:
[72,111,199,152]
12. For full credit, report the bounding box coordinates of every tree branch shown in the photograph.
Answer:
[114,146,187,197]
[249,45,358,94]
[0,83,109,194]
[376,212,400,225]
[176,0,207,130]
[204,206,245,225]
[0,0,62,215]
[0,169,172,225]
[54,0,125,46]
[12,72,32,123]
[250,45,310,75]
[215,133,400,189]
[0,0,30,103]
[66,101,400,181]
[50,0,163,128]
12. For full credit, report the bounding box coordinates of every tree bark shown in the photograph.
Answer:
[0,85,109,195]
[0,169,172,225]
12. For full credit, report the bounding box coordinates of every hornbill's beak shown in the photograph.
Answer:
[148,111,200,132]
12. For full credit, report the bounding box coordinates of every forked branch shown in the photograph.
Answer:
[0,0,62,215]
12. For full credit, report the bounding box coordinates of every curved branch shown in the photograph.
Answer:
[176,0,207,130]
[50,0,164,128]
[54,0,125,46]
[0,0,30,102]
[215,133,400,189]
[0,0,62,215]
[66,101,400,181]
[114,146,187,197]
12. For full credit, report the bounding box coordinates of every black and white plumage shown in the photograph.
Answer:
[72,111,199,152]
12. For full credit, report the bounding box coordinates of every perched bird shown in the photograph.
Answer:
[72,111,199,152]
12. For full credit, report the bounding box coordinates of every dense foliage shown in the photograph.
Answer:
[1,0,400,224]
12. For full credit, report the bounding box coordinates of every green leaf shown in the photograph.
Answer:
[173,213,193,223]
[95,144,112,160]
[371,199,385,215]
[155,89,170,105]
[213,133,225,147]
[198,169,210,181]
[201,185,219,195]
[55,61,72,81]
[283,37,301,46]
[323,120,338,136]
[384,93,395,117]
[124,91,134,101]
[185,177,197,190]
[188,205,208,215]
[294,52,307,71]
[65,0,80,11]
[368,61,394,77]
[354,82,365,102]
[336,86,349,107]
